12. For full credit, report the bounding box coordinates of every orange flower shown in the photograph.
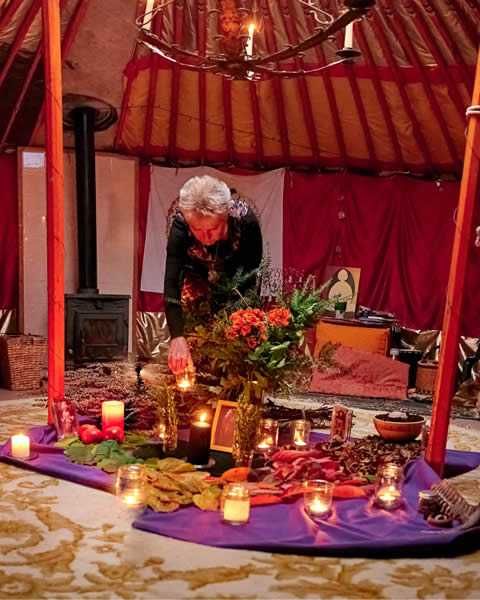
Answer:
[267,307,292,327]
[247,337,257,349]
[241,324,252,336]
[225,328,238,340]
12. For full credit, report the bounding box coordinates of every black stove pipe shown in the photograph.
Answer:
[72,106,98,294]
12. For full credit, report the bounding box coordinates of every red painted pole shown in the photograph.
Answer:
[426,48,480,475]
[42,0,65,424]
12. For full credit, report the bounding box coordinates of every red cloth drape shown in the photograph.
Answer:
[0,154,18,310]
[284,172,479,336]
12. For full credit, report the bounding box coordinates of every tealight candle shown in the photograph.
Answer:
[187,412,211,466]
[115,464,146,508]
[256,418,278,454]
[176,369,196,390]
[292,419,310,449]
[303,480,334,521]
[102,400,124,433]
[374,464,404,510]
[11,434,30,458]
[222,483,250,525]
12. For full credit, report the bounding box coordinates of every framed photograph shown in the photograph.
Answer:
[210,400,238,453]
[323,265,361,317]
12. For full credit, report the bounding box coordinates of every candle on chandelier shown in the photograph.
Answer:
[11,434,30,458]
[344,21,353,48]
[246,23,255,56]
[101,401,124,433]
[187,412,211,466]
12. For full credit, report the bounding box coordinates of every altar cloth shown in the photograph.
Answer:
[2,423,480,557]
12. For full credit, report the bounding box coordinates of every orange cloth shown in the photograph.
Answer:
[314,321,390,357]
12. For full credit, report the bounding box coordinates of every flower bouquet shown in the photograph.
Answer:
[184,272,333,464]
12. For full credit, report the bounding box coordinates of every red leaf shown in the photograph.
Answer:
[333,485,367,499]
[250,495,283,506]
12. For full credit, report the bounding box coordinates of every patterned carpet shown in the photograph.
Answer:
[1,399,480,600]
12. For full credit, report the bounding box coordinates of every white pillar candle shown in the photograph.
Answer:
[11,434,30,458]
[344,22,353,48]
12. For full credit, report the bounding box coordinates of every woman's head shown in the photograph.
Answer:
[179,175,231,245]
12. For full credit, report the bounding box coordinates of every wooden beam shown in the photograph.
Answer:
[42,0,65,424]
[426,48,480,475]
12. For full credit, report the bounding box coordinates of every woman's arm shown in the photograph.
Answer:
[164,217,188,339]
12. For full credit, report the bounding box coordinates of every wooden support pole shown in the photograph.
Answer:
[42,0,65,423]
[426,48,480,475]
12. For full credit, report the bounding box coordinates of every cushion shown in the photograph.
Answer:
[314,321,390,357]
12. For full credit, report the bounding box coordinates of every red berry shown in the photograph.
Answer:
[103,426,124,443]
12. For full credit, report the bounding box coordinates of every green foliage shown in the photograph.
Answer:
[64,438,144,473]
[149,382,178,429]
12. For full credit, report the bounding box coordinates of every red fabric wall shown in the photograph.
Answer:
[284,172,480,336]
[0,154,18,310]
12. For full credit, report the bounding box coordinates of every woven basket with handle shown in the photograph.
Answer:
[416,360,438,394]
[0,334,47,391]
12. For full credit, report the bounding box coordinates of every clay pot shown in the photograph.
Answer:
[373,415,426,442]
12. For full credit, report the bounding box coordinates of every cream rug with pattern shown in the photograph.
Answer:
[1,399,480,600]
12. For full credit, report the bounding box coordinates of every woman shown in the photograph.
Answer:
[164,175,263,373]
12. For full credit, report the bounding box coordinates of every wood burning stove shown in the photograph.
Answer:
[63,98,127,368]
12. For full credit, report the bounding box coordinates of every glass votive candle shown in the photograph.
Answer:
[291,419,311,449]
[176,369,196,390]
[256,418,279,453]
[303,480,334,521]
[115,464,147,508]
[374,463,404,510]
[221,483,250,525]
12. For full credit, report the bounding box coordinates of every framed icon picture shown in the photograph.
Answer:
[323,265,361,316]
[210,400,238,453]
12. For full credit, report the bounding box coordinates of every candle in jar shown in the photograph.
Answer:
[102,401,124,433]
[308,497,329,515]
[223,497,250,523]
[378,485,401,504]
[257,436,274,450]
[187,413,211,465]
[11,434,30,458]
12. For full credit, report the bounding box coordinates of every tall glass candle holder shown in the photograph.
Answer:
[176,369,196,390]
[115,464,146,508]
[256,418,279,454]
[303,480,334,521]
[291,419,311,449]
[221,482,250,525]
[374,463,404,510]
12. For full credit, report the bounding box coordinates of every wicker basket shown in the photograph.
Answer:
[416,360,438,394]
[0,334,47,391]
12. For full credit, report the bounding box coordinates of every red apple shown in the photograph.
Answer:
[78,424,98,437]
[103,426,124,443]
[80,427,103,444]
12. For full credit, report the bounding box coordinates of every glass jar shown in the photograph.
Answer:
[256,418,279,454]
[418,489,441,517]
[291,419,311,449]
[115,464,147,508]
[221,483,250,525]
[303,479,334,521]
[176,369,196,390]
[374,463,404,510]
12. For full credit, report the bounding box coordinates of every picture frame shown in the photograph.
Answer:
[323,265,361,317]
[210,399,238,453]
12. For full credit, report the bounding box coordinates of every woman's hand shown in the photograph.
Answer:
[168,336,193,374]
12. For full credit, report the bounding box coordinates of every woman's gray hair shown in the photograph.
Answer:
[179,175,231,217]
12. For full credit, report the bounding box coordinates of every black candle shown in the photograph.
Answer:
[187,414,211,466]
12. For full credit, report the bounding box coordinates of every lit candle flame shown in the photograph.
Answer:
[310,498,328,514]
[200,413,207,423]
[178,380,191,388]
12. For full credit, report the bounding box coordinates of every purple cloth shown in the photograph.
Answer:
[2,424,480,557]
[133,459,480,557]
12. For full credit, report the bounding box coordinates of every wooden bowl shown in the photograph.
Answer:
[373,415,426,442]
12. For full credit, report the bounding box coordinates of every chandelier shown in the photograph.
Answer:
[137,0,376,79]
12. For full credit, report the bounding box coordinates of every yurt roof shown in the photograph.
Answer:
[0,0,479,176]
